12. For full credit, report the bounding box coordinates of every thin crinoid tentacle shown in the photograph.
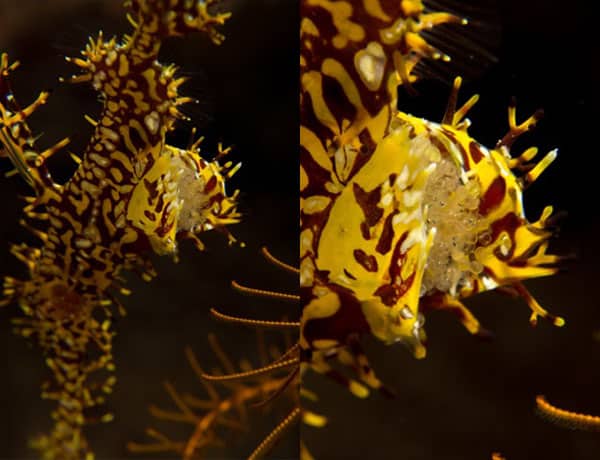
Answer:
[199,357,300,382]
[247,407,301,460]
[217,248,300,329]
[251,366,300,409]
[536,395,600,431]
[210,307,300,328]
[210,248,302,364]
[230,246,299,301]
[203,247,336,459]
[231,280,299,302]
[261,246,299,274]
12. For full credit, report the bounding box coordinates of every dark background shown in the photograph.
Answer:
[1,1,600,460]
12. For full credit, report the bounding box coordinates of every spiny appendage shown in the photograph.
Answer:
[128,333,298,460]
[65,0,230,110]
[69,0,230,79]
[536,395,600,431]
[399,76,565,334]
[0,53,64,203]
[379,0,468,87]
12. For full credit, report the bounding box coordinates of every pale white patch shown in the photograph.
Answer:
[144,111,160,135]
[303,196,331,214]
[100,126,120,142]
[400,306,414,320]
[481,275,498,290]
[380,191,393,207]
[400,228,424,254]
[74,237,92,249]
[395,165,410,191]
[402,190,423,208]
[105,50,118,66]
[93,70,107,91]
[354,42,386,90]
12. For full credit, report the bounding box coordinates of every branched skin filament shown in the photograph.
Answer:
[0,1,238,458]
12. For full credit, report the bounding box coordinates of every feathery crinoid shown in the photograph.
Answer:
[129,247,305,460]
[0,1,239,457]
[127,333,300,460]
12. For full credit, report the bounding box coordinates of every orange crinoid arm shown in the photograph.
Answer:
[536,395,600,431]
